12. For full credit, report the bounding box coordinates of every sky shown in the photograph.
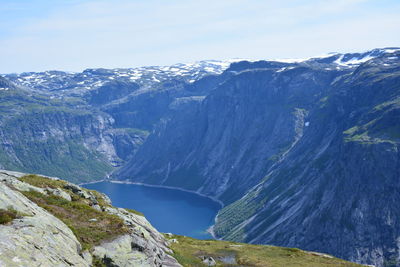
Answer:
[1,0,400,73]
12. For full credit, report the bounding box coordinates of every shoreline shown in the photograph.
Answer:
[78,179,106,186]
[108,180,225,208]
[81,178,224,240]
[206,224,219,240]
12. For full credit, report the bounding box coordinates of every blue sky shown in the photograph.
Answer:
[1,0,400,73]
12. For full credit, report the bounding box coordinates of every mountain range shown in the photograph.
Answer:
[1,47,399,267]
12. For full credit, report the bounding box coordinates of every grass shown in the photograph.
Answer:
[20,174,67,189]
[18,174,146,250]
[169,235,363,267]
[124,208,144,217]
[0,207,19,224]
[21,190,129,250]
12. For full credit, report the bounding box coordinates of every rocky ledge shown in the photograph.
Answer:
[0,170,181,267]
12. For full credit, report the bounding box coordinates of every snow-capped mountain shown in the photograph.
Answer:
[4,48,398,98]
[278,47,400,67]
[3,60,240,96]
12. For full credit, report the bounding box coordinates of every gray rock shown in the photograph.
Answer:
[165,233,174,238]
[64,182,97,202]
[200,256,216,266]
[64,182,83,194]
[46,187,72,201]
[0,171,46,194]
[98,206,182,267]
[92,204,102,211]
[0,178,90,267]
[0,171,182,267]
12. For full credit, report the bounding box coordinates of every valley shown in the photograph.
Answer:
[1,48,399,266]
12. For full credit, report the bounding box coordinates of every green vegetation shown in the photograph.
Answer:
[18,174,146,247]
[0,207,19,224]
[125,208,144,217]
[117,127,150,137]
[0,92,113,183]
[373,97,400,111]
[343,96,400,145]
[214,187,266,241]
[169,235,363,267]
[21,190,129,250]
[0,138,113,183]
[20,174,67,189]
[343,115,399,145]
[92,256,107,267]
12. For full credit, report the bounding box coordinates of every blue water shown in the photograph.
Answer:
[83,182,221,239]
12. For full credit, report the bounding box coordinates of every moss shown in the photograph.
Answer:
[169,235,363,267]
[92,256,108,267]
[21,190,129,250]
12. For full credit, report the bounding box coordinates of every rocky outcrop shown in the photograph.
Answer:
[93,206,181,267]
[0,171,90,266]
[0,170,181,267]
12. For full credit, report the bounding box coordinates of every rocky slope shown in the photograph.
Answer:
[0,170,181,266]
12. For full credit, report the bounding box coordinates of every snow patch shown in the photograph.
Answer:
[334,55,374,66]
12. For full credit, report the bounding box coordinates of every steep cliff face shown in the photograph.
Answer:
[214,53,400,267]
[227,55,400,266]
[113,60,347,202]
[1,61,234,183]
[114,50,400,267]
[113,65,340,202]
[0,81,143,182]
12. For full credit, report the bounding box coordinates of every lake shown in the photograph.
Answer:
[84,181,221,239]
